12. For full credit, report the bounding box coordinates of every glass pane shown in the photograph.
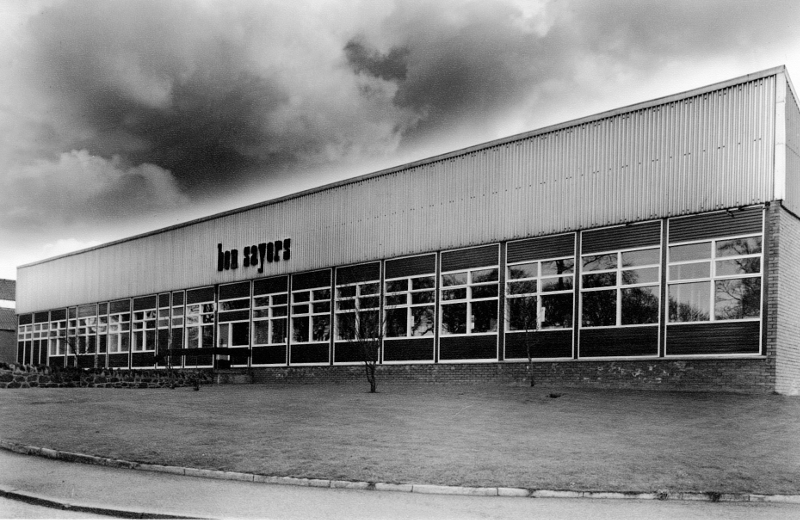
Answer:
[292,304,309,315]
[541,293,573,329]
[220,299,250,311]
[621,267,659,285]
[442,288,467,301]
[670,242,711,262]
[358,311,381,338]
[312,315,330,341]
[337,300,356,311]
[202,304,215,313]
[385,308,407,337]
[669,262,710,281]
[472,268,498,283]
[621,248,659,267]
[313,289,331,300]
[507,297,537,331]
[202,325,214,347]
[386,294,406,306]
[119,334,129,352]
[337,286,356,298]
[442,272,467,286]
[411,307,434,336]
[583,272,616,288]
[508,280,537,295]
[715,278,761,320]
[292,318,309,343]
[668,282,710,322]
[716,236,762,257]
[232,322,249,347]
[471,300,498,333]
[254,321,270,344]
[253,309,269,319]
[583,254,617,271]
[337,313,356,340]
[412,276,435,290]
[472,285,498,299]
[313,302,331,314]
[272,306,287,317]
[441,303,467,334]
[621,286,660,325]
[508,262,537,280]
[582,290,616,327]
[272,294,288,305]
[219,325,230,348]
[541,258,574,276]
[716,258,760,276]
[293,292,310,303]
[359,296,380,309]
[386,280,407,293]
[246,297,265,308]
[271,319,287,344]
[361,283,380,295]
[540,276,573,292]
[411,291,435,304]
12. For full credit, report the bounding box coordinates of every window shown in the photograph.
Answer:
[336,280,381,340]
[507,257,574,331]
[291,286,330,343]
[385,275,435,338]
[108,311,130,353]
[186,302,215,349]
[49,319,66,356]
[581,247,661,327]
[132,309,156,352]
[668,235,761,322]
[440,267,499,335]
[218,285,251,350]
[253,292,288,345]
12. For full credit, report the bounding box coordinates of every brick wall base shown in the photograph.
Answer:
[216,358,774,394]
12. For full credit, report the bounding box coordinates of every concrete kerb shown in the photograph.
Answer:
[3,439,800,506]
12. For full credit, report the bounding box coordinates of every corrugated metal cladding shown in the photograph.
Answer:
[17,72,782,312]
[441,244,499,272]
[785,84,800,215]
[668,208,763,243]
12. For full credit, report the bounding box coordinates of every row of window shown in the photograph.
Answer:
[19,215,764,363]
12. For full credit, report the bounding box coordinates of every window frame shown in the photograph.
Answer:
[383,274,436,339]
[439,265,500,337]
[506,255,575,333]
[667,232,763,324]
[579,245,662,329]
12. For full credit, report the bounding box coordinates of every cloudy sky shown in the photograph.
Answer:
[1,0,799,280]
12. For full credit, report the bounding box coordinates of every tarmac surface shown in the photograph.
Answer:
[2,448,800,519]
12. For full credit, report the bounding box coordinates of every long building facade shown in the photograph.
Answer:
[15,66,800,394]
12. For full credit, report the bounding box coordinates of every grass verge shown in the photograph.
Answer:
[1,383,799,494]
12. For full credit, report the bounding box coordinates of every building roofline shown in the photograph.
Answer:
[18,65,789,271]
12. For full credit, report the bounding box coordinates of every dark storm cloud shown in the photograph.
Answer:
[344,39,409,82]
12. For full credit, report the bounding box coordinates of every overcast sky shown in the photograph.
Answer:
[1,0,799,280]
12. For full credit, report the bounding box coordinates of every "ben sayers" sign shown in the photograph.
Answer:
[217,239,291,273]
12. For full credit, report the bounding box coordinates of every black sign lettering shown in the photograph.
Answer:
[218,238,292,273]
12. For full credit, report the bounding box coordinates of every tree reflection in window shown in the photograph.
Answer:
[668,234,761,322]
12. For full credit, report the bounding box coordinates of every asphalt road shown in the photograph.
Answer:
[1,450,798,519]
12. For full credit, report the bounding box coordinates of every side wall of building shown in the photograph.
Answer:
[773,203,800,394]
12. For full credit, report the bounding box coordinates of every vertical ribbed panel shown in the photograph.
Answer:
[785,82,800,214]
[17,73,778,312]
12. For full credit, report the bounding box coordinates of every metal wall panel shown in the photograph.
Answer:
[582,221,662,254]
[668,208,763,243]
[17,72,780,312]
[784,81,800,215]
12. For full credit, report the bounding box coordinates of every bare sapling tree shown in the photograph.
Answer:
[508,295,540,387]
[338,307,384,393]
[59,326,93,368]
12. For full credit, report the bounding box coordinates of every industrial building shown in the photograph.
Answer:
[15,66,800,394]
